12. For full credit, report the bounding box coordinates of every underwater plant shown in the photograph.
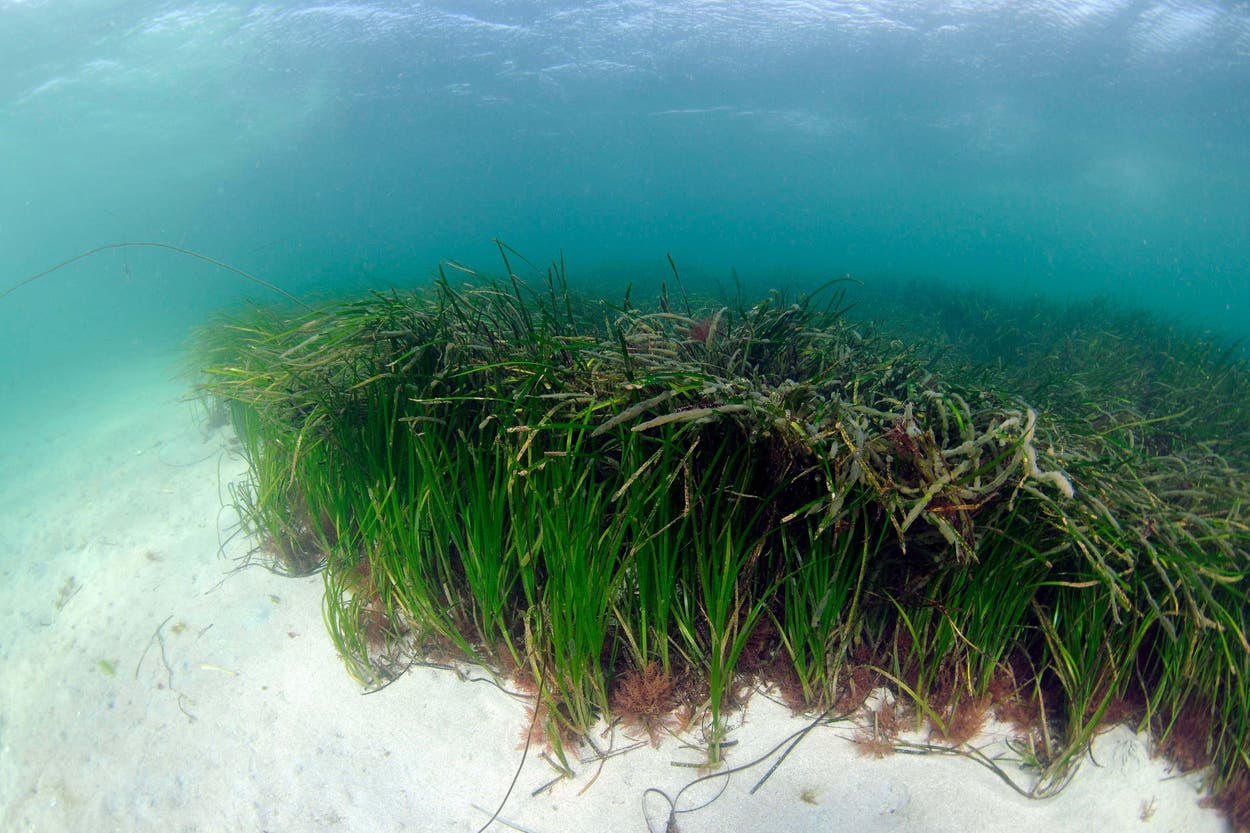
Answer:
[193,256,1250,826]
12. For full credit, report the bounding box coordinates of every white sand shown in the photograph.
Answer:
[0,361,1230,833]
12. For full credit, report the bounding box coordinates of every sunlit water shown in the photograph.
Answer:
[1,0,1247,492]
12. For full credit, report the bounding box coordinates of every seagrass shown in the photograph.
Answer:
[193,262,1250,820]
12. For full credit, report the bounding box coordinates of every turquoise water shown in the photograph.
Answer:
[2,0,1248,416]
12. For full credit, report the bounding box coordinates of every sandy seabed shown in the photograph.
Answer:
[0,359,1230,833]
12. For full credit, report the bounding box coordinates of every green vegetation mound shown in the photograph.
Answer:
[194,263,1250,824]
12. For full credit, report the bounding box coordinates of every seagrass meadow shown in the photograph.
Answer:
[192,258,1250,827]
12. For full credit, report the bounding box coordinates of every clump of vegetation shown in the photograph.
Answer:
[193,255,1250,826]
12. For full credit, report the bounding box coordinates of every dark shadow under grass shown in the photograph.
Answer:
[192,260,1250,828]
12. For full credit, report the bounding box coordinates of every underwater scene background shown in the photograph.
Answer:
[3,3,1250,831]
[2,0,1249,419]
